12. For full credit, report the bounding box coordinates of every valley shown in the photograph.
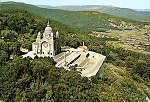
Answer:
[91,28,150,53]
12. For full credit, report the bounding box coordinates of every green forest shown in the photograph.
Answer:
[1,2,150,34]
[46,5,150,22]
[0,5,150,102]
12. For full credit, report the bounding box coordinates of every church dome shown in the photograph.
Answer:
[44,26,52,33]
[44,21,52,33]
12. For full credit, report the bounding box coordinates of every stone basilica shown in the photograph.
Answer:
[23,21,59,59]
[23,21,106,77]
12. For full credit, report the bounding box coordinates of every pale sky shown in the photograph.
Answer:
[1,0,150,9]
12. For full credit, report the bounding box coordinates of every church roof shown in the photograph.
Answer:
[78,46,88,50]
[44,21,52,33]
[33,42,38,45]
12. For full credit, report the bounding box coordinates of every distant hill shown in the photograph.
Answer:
[38,5,150,22]
[37,5,56,9]
[1,2,149,33]
[134,9,150,12]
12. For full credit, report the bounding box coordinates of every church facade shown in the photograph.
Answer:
[23,21,59,59]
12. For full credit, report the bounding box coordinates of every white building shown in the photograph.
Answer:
[23,22,106,77]
[23,21,58,59]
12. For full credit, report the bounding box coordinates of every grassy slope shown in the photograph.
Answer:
[95,62,150,101]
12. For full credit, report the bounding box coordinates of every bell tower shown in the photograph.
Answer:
[55,31,61,54]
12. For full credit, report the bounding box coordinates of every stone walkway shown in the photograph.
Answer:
[54,49,106,77]
[81,51,106,77]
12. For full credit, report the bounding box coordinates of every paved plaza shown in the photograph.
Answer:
[54,48,106,77]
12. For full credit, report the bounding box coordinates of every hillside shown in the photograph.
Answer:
[0,8,79,49]
[1,2,149,34]
[0,6,150,102]
[39,5,150,22]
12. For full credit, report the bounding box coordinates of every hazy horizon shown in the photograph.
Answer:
[1,0,150,9]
